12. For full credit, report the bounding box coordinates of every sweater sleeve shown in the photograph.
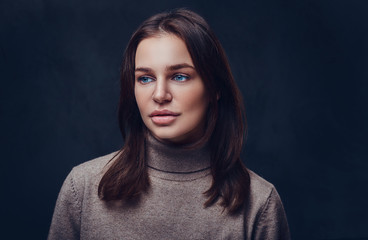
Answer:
[48,168,82,240]
[252,187,291,240]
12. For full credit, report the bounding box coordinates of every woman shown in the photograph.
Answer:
[49,9,291,240]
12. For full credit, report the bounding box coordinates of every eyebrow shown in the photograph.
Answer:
[135,63,195,73]
[167,63,195,71]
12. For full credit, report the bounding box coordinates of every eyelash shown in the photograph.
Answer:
[137,74,190,84]
[172,74,189,82]
[137,76,154,84]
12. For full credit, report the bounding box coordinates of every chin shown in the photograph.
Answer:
[151,128,201,145]
[151,131,182,143]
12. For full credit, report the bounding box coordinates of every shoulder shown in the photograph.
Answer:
[49,152,119,239]
[246,168,285,215]
[247,169,276,200]
[64,151,119,194]
[245,169,291,239]
[70,151,118,180]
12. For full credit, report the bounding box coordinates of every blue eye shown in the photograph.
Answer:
[138,76,154,84]
[173,74,189,82]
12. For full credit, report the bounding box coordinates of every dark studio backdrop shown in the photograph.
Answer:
[1,0,367,239]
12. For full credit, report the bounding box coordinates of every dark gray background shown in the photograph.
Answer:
[1,0,367,239]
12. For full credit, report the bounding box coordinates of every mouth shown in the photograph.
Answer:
[149,110,180,125]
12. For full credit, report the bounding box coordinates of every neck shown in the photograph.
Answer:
[145,133,211,181]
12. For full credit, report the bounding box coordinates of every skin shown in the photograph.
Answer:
[134,33,209,145]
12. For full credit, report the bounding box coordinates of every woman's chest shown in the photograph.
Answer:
[80,177,245,239]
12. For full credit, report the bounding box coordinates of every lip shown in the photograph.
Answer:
[149,110,180,117]
[149,110,180,125]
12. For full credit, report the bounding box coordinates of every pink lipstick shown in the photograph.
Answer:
[149,110,180,125]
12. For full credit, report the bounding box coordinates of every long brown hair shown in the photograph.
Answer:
[98,8,250,214]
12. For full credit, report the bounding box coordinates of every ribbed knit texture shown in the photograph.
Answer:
[48,135,291,240]
[146,134,211,181]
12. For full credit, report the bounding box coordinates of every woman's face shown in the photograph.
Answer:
[134,34,209,144]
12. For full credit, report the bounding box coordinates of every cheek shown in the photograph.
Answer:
[182,87,208,118]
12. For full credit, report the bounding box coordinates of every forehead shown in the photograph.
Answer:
[135,34,194,68]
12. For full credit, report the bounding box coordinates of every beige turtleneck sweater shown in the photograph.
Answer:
[48,135,290,239]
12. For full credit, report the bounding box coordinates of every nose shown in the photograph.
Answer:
[152,79,172,104]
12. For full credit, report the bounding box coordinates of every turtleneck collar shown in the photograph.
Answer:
[145,133,211,181]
